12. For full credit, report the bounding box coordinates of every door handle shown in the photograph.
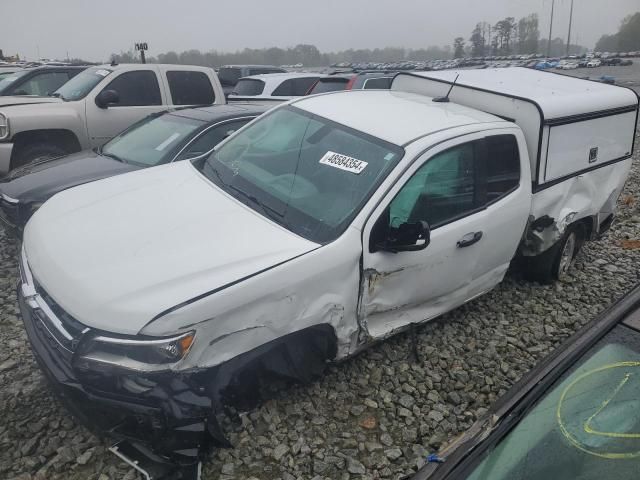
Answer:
[457,231,483,248]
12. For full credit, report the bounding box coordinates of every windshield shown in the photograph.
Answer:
[0,70,29,94]
[53,67,112,101]
[463,325,640,480]
[232,79,265,96]
[309,78,350,94]
[102,113,205,167]
[218,67,242,87]
[194,106,403,243]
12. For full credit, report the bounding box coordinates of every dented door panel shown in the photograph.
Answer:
[360,216,482,339]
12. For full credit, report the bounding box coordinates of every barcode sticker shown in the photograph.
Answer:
[319,151,368,174]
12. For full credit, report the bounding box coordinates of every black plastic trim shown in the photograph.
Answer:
[544,104,638,126]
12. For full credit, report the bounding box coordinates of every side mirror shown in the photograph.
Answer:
[223,129,236,139]
[95,89,119,109]
[379,221,431,253]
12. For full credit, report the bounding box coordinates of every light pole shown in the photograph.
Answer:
[566,0,575,56]
[547,0,555,58]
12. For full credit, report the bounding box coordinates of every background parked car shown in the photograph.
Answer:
[306,74,356,95]
[227,72,321,103]
[0,63,225,172]
[0,103,268,231]
[0,67,23,80]
[306,71,397,95]
[0,66,87,96]
[217,65,286,96]
[348,71,396,89]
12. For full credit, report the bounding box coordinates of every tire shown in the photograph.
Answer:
[12,142,68,170]
[524,224,586,284]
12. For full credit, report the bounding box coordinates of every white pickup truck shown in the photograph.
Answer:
[18,68,638,471]
[0,63,224,172]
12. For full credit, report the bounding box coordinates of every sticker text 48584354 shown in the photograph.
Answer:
[319,151,368,174]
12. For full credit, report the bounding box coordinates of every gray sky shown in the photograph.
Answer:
[2,0,638,61]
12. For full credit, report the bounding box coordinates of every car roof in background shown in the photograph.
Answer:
[240,72,322,80]
[166,103,270,122]
[292,89,504,146]
[221,64,284,69]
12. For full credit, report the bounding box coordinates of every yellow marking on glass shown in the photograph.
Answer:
[556,361,640,460]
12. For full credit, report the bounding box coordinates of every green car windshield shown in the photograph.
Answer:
[196,106,403,243]
[463,325,640,480]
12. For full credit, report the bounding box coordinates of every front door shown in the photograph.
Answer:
[85,68,166,148]
[359,132,528,340]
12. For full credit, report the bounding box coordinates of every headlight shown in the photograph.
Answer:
[0,112,9,140]
[76,331,196,372]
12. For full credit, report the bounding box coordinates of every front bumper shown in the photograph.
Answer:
[17,253,224,477]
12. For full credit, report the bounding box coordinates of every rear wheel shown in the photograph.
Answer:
[524,224,585,284]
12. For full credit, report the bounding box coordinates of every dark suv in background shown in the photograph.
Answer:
[0,66,87,96]
[217,65,286,96]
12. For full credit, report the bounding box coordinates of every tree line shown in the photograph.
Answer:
[105,10,637,68]
[453,13,586,59]
[595,13,640,52]
[110,44,455,67]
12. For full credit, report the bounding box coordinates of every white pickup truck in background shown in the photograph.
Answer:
[0,63,225,171]
[17,68,639,469]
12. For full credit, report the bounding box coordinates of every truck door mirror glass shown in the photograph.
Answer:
[379,221,431,253]
[95,89,119,109]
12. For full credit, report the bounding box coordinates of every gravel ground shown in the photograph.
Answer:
[1,130,639,480]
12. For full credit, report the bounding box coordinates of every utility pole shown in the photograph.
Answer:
[566,0,575,56]
[547,0,555,58]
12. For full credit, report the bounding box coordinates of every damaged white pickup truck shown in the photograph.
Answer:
[18,68,638,478]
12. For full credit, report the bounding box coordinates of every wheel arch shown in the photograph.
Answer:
[10,129,82,169]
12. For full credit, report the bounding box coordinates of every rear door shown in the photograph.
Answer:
[85,67,166,148]
[165,70,216,106]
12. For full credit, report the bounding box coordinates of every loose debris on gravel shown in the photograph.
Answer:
[1,130,639,480]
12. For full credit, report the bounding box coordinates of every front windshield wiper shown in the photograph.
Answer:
[208,165,287,225]
[50,92,66,100]
[99,147,127,164]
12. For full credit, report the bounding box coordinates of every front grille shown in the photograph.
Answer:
[34,282,87,344]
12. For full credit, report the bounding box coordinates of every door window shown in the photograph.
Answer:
[14,72,70,96]
[271,77,319,96]
[362,77,392,89]
[176,119,253,160]
[101,70,162,106]
[486,134,520,203]
[389,143,477,229]
[232,79,265,96]
[166,71,215,105]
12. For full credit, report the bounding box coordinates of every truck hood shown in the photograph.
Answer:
[0,149,138,202]
[0,96,62,108]
[23,161,319,335]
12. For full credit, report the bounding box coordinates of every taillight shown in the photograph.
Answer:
[345,76,357,90]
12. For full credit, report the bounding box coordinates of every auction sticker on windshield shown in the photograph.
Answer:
[319,151,368,174]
